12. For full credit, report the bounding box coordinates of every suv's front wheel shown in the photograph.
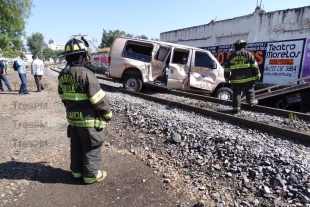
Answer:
[215,87,233,100]
[123,75,143,92]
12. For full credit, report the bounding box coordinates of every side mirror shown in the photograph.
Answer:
[211,61,217,69]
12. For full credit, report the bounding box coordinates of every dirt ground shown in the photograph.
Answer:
[0,69,193,207]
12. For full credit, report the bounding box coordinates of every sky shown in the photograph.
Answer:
[24,0,310,47]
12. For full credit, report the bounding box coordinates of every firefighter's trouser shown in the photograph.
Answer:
[300,89,310,113]
[232,81,256,111]
[69,126,105,179]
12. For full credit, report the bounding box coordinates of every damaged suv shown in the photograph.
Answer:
[105,37,233,100]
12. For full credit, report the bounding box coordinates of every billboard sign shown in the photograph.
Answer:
[263,39,305,84]
[301,38,310,82]
[203,39,306,85]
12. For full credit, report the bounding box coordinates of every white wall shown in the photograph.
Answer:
[160,6,310,47]
[47,43,64,51]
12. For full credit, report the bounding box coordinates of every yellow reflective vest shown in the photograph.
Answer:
[58,66,112,129]
[224,49,261,84]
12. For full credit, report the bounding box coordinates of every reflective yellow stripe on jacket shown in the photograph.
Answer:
[229,63,250,70]
[67,119,106,128]
[89,89,106,105]
[103,111,112,120]
[230,74,261,84]
[60,93,89,101]
[60,89,106,104]
[250,62,258,68]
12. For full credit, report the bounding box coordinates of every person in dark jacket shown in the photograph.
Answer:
[224,40,261,113]
[58,37,112,184]
[0,58,12,92]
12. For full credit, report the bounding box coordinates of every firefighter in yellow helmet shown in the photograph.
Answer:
[58,37,112,184]
[224,40,261,113]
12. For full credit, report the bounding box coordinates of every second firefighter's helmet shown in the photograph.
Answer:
[233,39,247,49]
[64,38,88,56]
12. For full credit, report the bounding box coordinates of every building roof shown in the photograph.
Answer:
[160,5,310,34]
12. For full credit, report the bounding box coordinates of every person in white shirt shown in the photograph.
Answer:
[31,54,45,92]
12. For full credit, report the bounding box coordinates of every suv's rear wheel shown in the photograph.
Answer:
[123,75,143,92]
[215,87,233,100]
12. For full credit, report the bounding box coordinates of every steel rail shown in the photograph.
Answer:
[141,84,310,122]
[50,67,310,143]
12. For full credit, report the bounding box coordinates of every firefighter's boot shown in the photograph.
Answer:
[232,107,240,114]
[249,99,258,107]
[72,171,82,179]
[84,170,107,184]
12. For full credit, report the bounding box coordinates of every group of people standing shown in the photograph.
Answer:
[0,54,45,94]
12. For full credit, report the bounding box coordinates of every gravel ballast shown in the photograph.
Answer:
[145,91,310,135]
[97,78,310,135]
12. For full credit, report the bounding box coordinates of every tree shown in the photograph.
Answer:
[2,48,20,58]
[99,29,127,48]
[11,37,23,51]
[43,48,54,59]
[125,33,134,38]
[0,35,11,52]
[43,48,64,61]
[99,28,161,48]
[136,35,148,40]
[0,0,33,55]
[27,32,44,58]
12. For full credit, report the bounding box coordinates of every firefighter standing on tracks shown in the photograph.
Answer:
[57,37,112,184]
[224,40,261,113]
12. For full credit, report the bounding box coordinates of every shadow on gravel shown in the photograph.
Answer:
[0,161,84,185]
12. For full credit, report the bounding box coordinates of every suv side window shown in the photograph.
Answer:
[155,46,170,62]
[195,51,213,68]
[122,41,153,63]
[172,49,189,65]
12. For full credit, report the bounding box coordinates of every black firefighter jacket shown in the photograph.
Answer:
[224,49,261,84]
[58,66,112,129]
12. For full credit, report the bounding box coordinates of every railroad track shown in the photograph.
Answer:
[143,84,310,121]
[50,67,310,143]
